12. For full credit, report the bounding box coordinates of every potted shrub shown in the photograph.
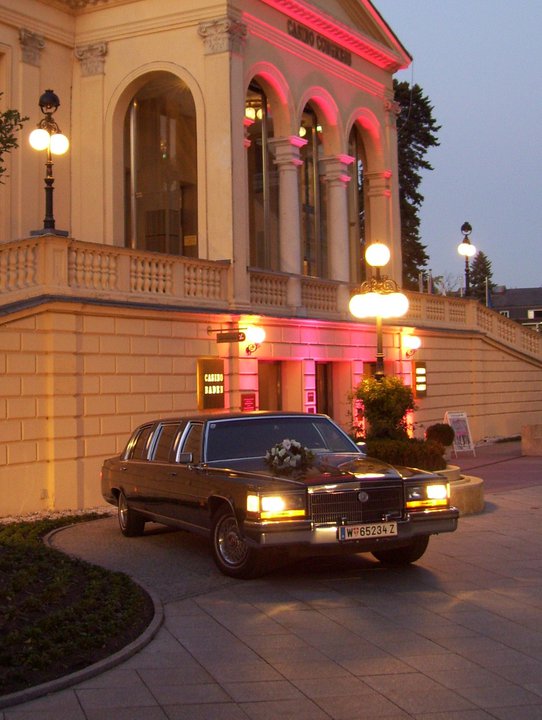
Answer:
[425,423,455,457]
[350,378,450,471]
[352,375,416,440]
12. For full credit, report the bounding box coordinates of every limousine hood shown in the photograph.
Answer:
[206,453,435,488]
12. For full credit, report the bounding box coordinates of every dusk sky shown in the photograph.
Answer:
[373,0,542,289]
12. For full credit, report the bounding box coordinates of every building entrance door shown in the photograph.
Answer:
[258,361,282,411]
[316,362,333,416]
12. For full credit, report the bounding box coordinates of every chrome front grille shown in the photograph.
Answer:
[308,484,403,524]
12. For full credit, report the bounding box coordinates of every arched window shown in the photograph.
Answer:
[245,81,279,270]
[348,125,366,282]
[124,73,198,256]
[300,104,327,278]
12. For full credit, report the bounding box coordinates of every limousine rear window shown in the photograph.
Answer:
[152,423,182,463]
[127,424,155,460]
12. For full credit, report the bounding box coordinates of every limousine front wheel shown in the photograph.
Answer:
[211,506,263,579]
[118,491,146,537]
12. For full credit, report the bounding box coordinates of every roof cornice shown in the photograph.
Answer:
[258,0,410,71]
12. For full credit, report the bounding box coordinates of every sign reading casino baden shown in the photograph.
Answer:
[287,20,352,66]
[197,358,225,410]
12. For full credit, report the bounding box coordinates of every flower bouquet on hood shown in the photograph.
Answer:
[265,438,315,475]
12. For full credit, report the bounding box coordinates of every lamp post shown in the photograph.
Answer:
[457,221,476,296]
[349,242,409,381]
[29,89,69,237]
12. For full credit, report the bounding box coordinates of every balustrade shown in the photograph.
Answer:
[1,236,541,363]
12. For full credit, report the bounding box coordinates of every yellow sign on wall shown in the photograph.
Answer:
[197,358,225,410]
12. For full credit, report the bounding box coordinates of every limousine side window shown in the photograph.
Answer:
[152,422,183,463]
[128,424,155,460]
[180,423,203,463]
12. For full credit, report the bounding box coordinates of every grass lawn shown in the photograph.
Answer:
[0,514,154,697]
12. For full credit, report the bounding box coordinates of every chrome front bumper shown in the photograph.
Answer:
[245,507,459,548]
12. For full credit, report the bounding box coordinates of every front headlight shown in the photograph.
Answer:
[247,493,306,520]
[406,482,449,509]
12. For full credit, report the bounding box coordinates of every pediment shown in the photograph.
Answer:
[260,0,410,72]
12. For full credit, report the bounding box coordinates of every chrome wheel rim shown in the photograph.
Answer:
[118,494,128,530]
[216,515,249,567]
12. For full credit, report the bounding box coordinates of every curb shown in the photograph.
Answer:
[0,526,165,711]
[438,466,485,515]
[450,474,485,515]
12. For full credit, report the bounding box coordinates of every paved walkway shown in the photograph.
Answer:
[2,442,542,719]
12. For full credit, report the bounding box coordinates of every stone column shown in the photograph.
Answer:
[73,42,108,244]
[269,136,306,309]
[320,154,354,313]
[381,97,403,283]
[18,29,46,239]
[198,16,251,308]
[320,154,354,284]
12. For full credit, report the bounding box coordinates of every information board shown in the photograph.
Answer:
[444,411,476,456]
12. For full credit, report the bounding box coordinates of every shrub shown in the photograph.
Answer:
[352,376,416,440]
[425,423,455,447]
[0,95,28,183]
[365,438,447,471]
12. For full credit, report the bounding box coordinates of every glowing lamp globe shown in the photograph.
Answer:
[457,240,476,258]
[365,242,390,268]
[384,291,409,318]
[49,133,69,155]
[403,335,421,353]
[349,292,378,318]
[29,128,50,151]
[245,325,266,345]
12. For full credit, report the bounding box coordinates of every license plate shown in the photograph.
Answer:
[338,522,398,541]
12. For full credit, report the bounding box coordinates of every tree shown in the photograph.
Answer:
[394,81,441,290]
[469,251,495,303]
[0,94,28,183]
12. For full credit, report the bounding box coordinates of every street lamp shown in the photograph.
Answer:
[29,89,69,237]
[349,242,409,381]
[457,221,476,296]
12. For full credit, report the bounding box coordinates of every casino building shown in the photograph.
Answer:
[1,0,541,514]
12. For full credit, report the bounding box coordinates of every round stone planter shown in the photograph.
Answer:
[437,465,485,515]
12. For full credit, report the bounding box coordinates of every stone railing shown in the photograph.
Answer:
[404,291,542,361]
[0,236,230,311]
[249,268,342,317]
[2,236,541,364]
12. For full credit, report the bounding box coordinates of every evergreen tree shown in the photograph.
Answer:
[469,251,494,303]
[0,94,27,183]
[394,81,441,290]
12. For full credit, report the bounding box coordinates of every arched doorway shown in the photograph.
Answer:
[123,72,198,256]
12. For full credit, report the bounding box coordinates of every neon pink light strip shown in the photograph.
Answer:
[258,0,409,71]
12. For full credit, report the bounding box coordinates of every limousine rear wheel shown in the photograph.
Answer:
[211,506,263,579]
[371,535,429,566]
[118,491,146,537]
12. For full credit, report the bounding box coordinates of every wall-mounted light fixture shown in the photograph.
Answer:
[208,324,265,355]
[413,361,427,398]
[244,325,266,355]
[403,334,421,358]
[29,89,69,237]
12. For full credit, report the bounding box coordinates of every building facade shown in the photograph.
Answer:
[491,286,542,331]
[1,0,542,515]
